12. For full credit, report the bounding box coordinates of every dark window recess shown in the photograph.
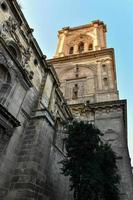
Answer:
[86,100,90,105]
[34,59,38,66]
[78,42,84,53]
[8,45,18,59]
[103,77,108,87]
[75,66,79,77]
[29,71,34,80]
[0,125,9,155]
[88,43,93,50]
[69,47,74,54]
[0,64,11,104]
[116,156,123,160]
[72,84,79,99]
[102,64,106,71]
[7,42,21,61]
[1,2,8,11]
[62,138,66,152]
[0,64,11,84]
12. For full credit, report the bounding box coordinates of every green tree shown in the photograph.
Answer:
[61,121,120,200]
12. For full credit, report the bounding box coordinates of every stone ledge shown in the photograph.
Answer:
[0,103,20,128]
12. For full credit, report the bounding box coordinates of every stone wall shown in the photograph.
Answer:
[0,0,72,199]
[69,100,133,200]
[49,48,119,106]
[94,101,133,200]
[47,146,72,200]
[5,114,71,200]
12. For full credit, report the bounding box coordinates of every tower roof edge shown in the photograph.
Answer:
[58,20,107,33]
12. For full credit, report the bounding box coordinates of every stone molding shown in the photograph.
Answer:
[0,103,20,128]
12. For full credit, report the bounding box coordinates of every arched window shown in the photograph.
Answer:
[103,77,108,87]
[72,84,79,99]
[34,58,38,66]
[7,42,21,61]
[29,71,34,80]
[78,42,84,53]
[88,43,93,51]
[1,2,8,12]
[8,45,18,59]
[0,64,11,84]
[102,64,106,72]
[69,47,74,54]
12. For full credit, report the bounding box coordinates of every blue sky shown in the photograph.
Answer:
[21,0,133,165]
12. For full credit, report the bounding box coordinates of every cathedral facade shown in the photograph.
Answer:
[0,0,133,200]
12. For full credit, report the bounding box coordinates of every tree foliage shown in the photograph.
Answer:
[61,121,120,200]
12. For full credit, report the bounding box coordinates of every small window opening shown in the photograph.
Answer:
[7,42,21,61]
[78,42,84,53]
[86,100,90,106]
[34,59,38,66]
[88,43,93,51]
[103,77,108,87]
[75,66,79,78]
[102,64,106,72]
[69,47,74,54]
[1,2,8,11]
[29,71,34,80]
[8,45,18,59]
[72,84,79,99]
[0,65,11,83]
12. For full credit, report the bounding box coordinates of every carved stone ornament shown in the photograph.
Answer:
[0,17,32,68]
[103,129,118,142]
[0,52,7,64]
[3,16,17,33]
[22,47,32,67]
[2,16,20,44]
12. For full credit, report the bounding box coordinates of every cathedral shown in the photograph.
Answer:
[0,0,133,200]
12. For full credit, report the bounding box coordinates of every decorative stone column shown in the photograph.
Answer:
[84,42,88,52]
[74,44,78,54]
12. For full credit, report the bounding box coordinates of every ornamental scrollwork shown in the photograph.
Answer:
[0,17,33,71]
[2,16,20,44]
[0,52,7,64]
[22,47,32,67]
[3,16,17,33]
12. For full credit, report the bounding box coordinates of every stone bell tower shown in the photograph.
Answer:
[48,20,133,200]
[54,20,107,57]
[51,20,119,108]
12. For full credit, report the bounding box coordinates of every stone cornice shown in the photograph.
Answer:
[0,103,20,127]
[59,20,107,33]
[69,99,127,110]
[31,108,55,128]
[56,99,73,121]
[69,99,127,140]
[7,0,30,29]
[88,100,127,112]
[30,38,48,72]
[47,64,60,86]
[47,48,115,64]
[55,87,73,120]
